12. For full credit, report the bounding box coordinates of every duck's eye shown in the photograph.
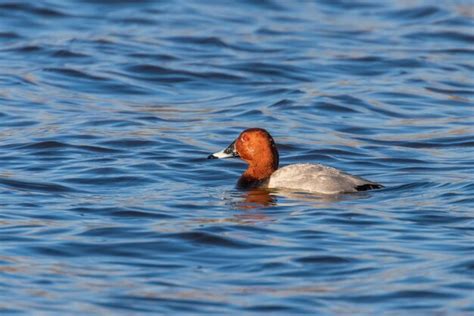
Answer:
[241,134,250,142]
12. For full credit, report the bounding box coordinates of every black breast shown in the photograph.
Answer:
[237,176,269,189]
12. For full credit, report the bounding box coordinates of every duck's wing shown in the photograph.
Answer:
[267,163,382,194]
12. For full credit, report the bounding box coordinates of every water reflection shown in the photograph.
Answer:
[234,188,277,210]
[229,187,372,211]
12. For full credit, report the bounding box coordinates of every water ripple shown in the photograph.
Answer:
[0,0,473,315]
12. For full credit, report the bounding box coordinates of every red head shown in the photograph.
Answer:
[208,128,279,188]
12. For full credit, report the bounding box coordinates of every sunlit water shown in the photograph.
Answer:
[1,0,473,314]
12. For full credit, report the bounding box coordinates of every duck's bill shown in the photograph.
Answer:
[208,140,239,159]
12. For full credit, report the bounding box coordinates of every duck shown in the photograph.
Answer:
[208,128,383,194]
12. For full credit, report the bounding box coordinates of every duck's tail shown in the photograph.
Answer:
[355,183,384,191]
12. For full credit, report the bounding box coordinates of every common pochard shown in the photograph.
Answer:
[208,128,383,194]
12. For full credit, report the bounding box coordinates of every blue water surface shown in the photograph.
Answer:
[0,0,473,314]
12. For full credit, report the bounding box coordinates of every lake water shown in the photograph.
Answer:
[0,0,473,314]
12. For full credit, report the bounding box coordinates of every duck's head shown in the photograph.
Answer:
[208,128,279,183]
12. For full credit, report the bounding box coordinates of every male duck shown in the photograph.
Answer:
[208,128,383,194]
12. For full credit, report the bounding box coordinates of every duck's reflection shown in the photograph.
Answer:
[229,187,369,211]
[225,188,276,222]
[193,188,376,225]
[232,188,277,210]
